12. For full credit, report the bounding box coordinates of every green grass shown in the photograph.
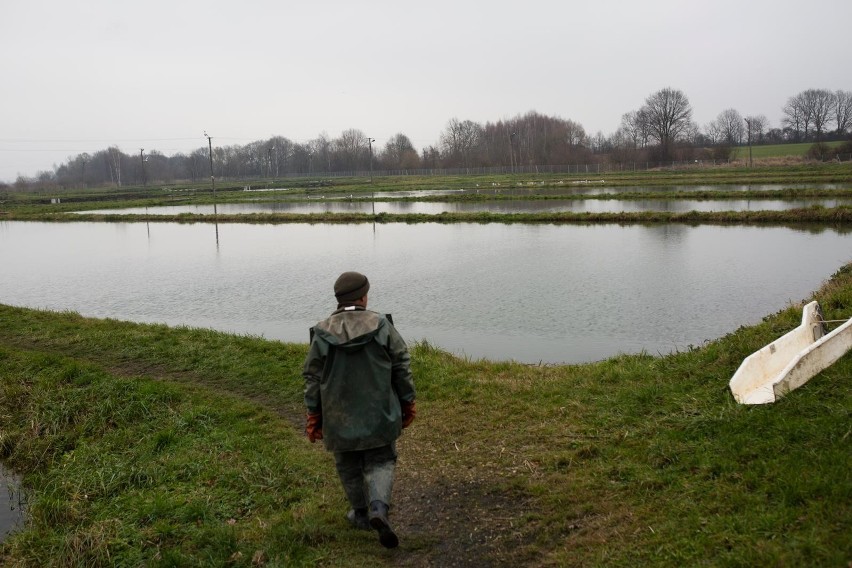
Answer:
[1,265,851,566]
[3,162,852,215]
[732,141,847,159]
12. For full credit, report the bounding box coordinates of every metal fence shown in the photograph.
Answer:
[268,155,852,182]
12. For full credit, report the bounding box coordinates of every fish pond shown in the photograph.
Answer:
[1,220,850,363]
[0,465,24,545]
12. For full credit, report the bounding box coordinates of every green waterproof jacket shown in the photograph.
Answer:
[303,306,416,452]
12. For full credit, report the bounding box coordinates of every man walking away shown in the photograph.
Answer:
[302,271,417,549]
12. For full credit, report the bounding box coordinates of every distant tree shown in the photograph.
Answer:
[703,120,722,145]
[834,90,852,135]
[14,175,32,190]
[802,89,836,140]
[144,150,171,182]
[290,143,313,174]
[310,133,333,172]
[266,136,295,176]
[440,118,483,168]
[782,94,809,141]
[784,89,837,141]
[106,146,124,186]
[710,108,746,145]
[744,114,769,144]
[421,145,440,169]
[641,87,693,160]
[589,131,609,154]
[619,110,651,149]
[764,128,786,144]
[483,111,588,167]
[334,128,368,170]
[380,133,420,169]
[682,120,702,146]
[186,148,209,181]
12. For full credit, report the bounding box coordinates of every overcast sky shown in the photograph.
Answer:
[1,0,850,183]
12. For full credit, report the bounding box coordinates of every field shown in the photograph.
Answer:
[732,141,847,159]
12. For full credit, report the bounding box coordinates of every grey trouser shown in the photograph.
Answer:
[333,443,397,509]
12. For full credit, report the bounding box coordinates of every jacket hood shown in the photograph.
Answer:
[312,309,386,351]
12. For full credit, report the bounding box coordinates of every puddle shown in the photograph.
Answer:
[0,464,25,543]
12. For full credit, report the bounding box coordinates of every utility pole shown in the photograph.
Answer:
[204,131,215,196]
[140,148,146,186]
[509,132,516,174]
[367,137,376,216]
[368,137,375,184]
[744,118,753,168]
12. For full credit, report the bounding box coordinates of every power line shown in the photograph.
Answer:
[0,137,204,143]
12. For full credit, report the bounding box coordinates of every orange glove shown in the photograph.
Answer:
[305,412,323,443]
[401,400,416,428]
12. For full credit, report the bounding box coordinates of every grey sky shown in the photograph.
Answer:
[2,0,850,182]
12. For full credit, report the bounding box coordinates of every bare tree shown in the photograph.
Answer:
[440,118,483,168]
[782,95,808,141]
[642,87,693,160]
[620,110,651,148]
[785,89,837,141]
[380,133,420,169]
[711,108,746,145]
[421,145,440,169]
[267,136,294,176]
[802,89,836,140]
[310,132,333,172]
[834,90,852,135]
[334,128,368,170]
[744,114,769,144]
[107,146,123,186]
[703,120,723,145]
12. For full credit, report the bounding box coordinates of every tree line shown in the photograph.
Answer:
[10,87,852,189]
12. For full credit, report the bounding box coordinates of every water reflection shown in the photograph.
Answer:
[381,183,850,197]
[0,221,850,364]
[0,465,24,544]
[79,197,852,216]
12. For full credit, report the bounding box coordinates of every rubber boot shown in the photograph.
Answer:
[346,507,370,531]
[368,500,399,549]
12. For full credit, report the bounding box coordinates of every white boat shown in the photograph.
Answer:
[729,301,852,405]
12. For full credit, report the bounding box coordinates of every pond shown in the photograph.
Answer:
[0,221,850,364]
[0,464,24,544]
[376,182,851,197]
[79,198,852,216]
[225,183,850,198]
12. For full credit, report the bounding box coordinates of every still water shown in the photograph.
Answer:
[80,198,852,216]
[0,465,23,544]
[1,221,850,364]
[261,183,845,197]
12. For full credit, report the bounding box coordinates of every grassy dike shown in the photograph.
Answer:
[1,266,851,566]
[6,206,852,227]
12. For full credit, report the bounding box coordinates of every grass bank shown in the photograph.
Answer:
[6,205,852,227]
[1,265,851,566]
[3,162,852,214]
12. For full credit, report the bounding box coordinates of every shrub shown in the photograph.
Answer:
[806,142,831,161]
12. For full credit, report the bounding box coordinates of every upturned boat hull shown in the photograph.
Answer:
[729,301,852,405]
